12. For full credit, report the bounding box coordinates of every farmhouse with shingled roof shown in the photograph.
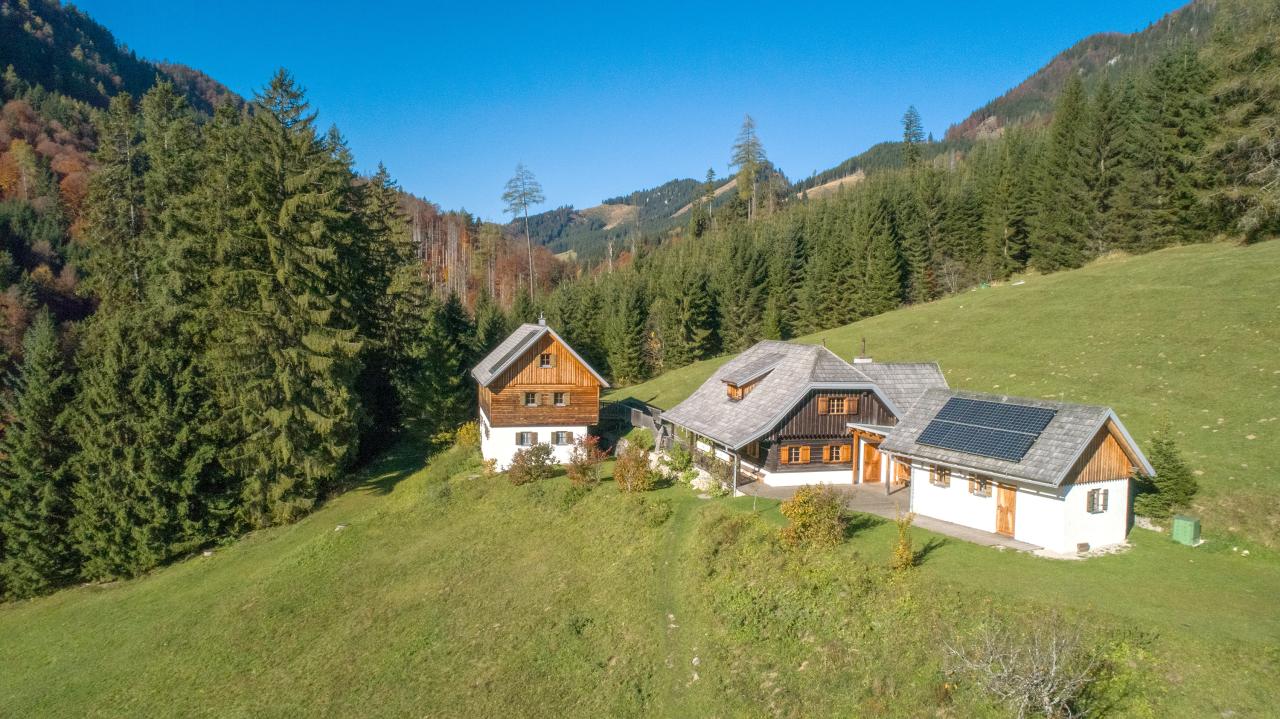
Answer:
[471,316,608,470]
[661,339,1152,554]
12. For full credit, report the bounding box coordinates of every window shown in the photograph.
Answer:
[745,440,760,460]
[817,395,857,415]
[539,352,554,368]
[968,476,992,497]
[516,431,538,446]
[524,392,538,407]
[1087,488,1109,513]
[553,392,568,407]
[781,445,809,464]
[824,444,848,463]
[552,431,574,445]
[929,465,951,488]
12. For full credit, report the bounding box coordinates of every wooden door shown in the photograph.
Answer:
[894,459,911,487]
[996,484,1016,537]
[861,441,882,483]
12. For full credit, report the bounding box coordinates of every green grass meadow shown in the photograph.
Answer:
[3,242,1279,717]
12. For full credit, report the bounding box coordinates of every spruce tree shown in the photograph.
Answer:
[0,310,77,598]
[82,93,145,304]
[207,71,364,527]
[901,105,925,168]
[858,196,903,316]
[603,275,647,383]
[1030,76,1093,271]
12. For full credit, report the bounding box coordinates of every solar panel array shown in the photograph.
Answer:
[918,397,1057,462]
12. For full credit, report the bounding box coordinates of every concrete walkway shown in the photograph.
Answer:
[735,480,1041,552]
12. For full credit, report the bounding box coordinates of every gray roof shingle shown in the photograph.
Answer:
[664,341,892,449]
[879,388,1153,487]
[857,362,948,412]
[470,323,609,388]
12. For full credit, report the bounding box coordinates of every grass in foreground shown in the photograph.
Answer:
[613,241,1280,547]
[2,440,1277,717]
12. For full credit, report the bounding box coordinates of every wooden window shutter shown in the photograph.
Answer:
[780,446,790,464]
[817,396,829,415]
[1101,489,1108,511]
[548,352,556,368]
[822,445,831,463]
[562,392,570,406]
[849,395,859,414]
[799,446,811,463]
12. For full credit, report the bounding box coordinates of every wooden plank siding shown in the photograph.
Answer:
[1065,423,1138,485]
[759,390,894,472]
[479,333,603,427]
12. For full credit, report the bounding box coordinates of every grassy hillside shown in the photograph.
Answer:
[614,241,1280,547]
[2,242,1278,718]
[2,438,1277,716]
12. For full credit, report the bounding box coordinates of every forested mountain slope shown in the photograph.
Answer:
[946,0,1217,140]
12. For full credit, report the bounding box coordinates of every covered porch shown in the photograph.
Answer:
[734,480,1041,552]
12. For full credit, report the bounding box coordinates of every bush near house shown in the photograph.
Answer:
[614,443,655,492]
[779,485,846,549]
[891,512,916,571]
[507,444,557,486]
[565,435,605,488]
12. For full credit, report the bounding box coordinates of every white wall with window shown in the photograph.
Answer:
[1061,478,1130,553]
[478,410,587,471]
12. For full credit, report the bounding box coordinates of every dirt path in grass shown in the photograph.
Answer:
[647,495,711,714]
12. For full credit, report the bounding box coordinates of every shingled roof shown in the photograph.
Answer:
[470,322,609,388]
[857,362,948,412]
[663,341,943,450]
[879,389,1153,487]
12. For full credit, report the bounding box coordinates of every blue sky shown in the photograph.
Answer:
[77,1,1187,220]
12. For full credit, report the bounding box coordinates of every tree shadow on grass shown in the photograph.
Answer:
[352,437,434,496]
[845,511,886,540]
[913,537,949,566]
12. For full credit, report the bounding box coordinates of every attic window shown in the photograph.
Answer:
[539,352,554,369]
[726,381,758,401]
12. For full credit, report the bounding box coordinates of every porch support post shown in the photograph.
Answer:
[733,453,740,497]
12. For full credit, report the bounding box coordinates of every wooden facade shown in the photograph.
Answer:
[753,389,895,473]
[1064,421,1140,485]
[478,333,603,427]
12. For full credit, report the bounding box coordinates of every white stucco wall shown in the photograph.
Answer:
[899,457,1131,554]
[1061,477,1130,553]
[478,411,585,471]
[1011,485,1066,551]
[907,462,997,533]
[760,466,852,487]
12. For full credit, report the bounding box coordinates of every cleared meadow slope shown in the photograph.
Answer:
[1,242,1277,718]
[615,241,1280,547]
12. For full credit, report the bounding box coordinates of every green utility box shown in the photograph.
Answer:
[1172,515,1201,546]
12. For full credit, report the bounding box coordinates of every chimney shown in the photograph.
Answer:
[537,312,547,327]
[853,336,873,364]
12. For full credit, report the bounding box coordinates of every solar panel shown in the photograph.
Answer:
[918,398,1057,462]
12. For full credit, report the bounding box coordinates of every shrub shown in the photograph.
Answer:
[565,435,605,488]
[1132,421,1197,519]
[482,458,498,477]
[779,485,846,549]
[614,443,655,493]
[891,512,916,571]
[454,421,480,449]
[507,444,556,486]
[944,613,1112,719]
[625,427,655,451]
[664,443,693,473]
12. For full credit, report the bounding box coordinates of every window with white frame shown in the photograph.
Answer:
[1087,488,1109,513]
[524,392,538,407]
[788,446,803,464]
[552,431,574,445]
[516,431,537,446]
